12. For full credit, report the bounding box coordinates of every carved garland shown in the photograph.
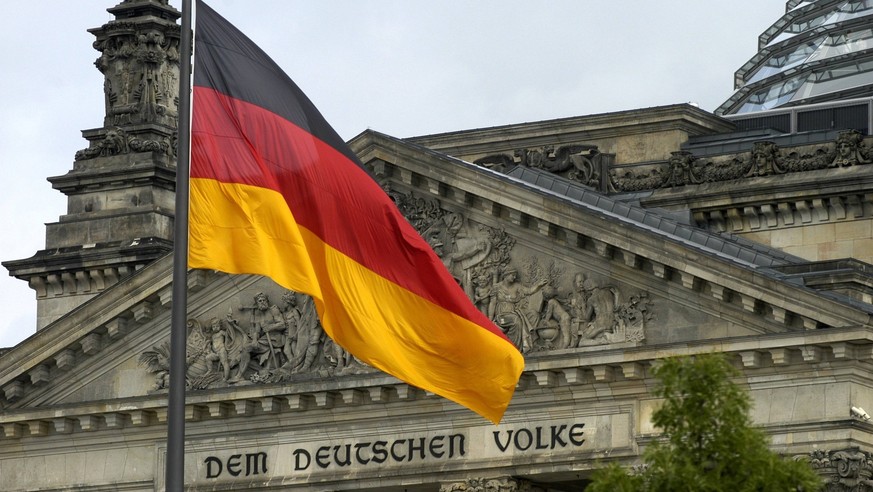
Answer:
[610,130,871,192]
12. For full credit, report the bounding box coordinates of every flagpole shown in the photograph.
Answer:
[167,0,193,490]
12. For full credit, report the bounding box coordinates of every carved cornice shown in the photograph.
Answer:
[404,104,735,162]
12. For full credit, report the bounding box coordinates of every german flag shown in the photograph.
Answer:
[188,0,523,423]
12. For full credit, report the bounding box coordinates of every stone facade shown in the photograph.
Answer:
[1,1,873,491]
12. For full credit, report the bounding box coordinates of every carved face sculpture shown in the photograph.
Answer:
[574,273,585,291]
[282,291,297,309]
[255,293,270,311]
[423,223,446,257]
[209,318,222,332]
[838,141,853,158]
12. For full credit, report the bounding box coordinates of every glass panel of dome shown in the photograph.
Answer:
[766,11,835,47]
[828,1,873,24]
[799,69,873,97]
[813,29,873,61]
[787,58,873,100]
[749,38,824,83]
[838,0,873,14]
[736,74,806,112]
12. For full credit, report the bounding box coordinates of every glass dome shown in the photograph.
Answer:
[718,0,873,115]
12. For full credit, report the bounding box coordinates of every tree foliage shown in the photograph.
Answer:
[587,354,821,491]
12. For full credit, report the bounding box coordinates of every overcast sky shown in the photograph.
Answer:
[0,0,788,347]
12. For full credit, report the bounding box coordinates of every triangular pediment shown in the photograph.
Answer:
[2,129,870,415]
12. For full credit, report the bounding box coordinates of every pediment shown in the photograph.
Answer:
[1,131,871,415]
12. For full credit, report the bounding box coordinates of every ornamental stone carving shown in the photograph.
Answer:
[832,130,871,167]
[747,141,784,177]
[139,289,372,390]
[439,476,545,492]
[76,6,181,161]
[609,130,872,192]
[474,144,603,188]
[74,127,174,161]
[93,24,180,128]
[809,447,873,491]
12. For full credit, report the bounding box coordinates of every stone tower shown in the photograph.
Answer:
[3,0,181,330]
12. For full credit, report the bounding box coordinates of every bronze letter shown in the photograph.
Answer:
[245,452,268,476]
[429,435,446,458]
[569,423,586,446]
[448,433,466,457]
[550,424,568,448]
[372,440,388,464]
[333,444,352,467]
[514,428,533,451]
[204,456,222,479]
[408,437,426,462]
[315,446,331,469]
[293,449,311,471]
[390,439,407,462]
[227,454,242,477]
[355,442,371,465]
[492,430,512,452]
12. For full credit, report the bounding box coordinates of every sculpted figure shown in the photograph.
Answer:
[538,286,573,349]
[492,267,548,352]
[577,278,620,346]
[280,291,301,368]
[472,273,494,316]
[204,317,232,380]
[567,273,589,336]
[285,292,323,373]
[232,292,286,381]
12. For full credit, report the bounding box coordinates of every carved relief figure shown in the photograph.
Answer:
[287,292,324,373]
[139,341,171,390]
[576,277,619,346]
[204,317,232,380]
[280,290,301,368]
[537,285,573,349]
[232,292,287,381]
[492,267,548,352]
[566,272,589,347]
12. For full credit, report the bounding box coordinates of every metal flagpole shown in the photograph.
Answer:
[167,0,193,490]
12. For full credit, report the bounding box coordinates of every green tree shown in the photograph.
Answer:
[587,353,821,491]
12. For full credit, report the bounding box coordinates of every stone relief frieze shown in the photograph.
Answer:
[474,145,603,188]
[609,130,871,192]
[141,191,654,387]
[140,289,372,390]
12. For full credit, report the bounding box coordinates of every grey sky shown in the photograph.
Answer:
[0,0,787,347]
